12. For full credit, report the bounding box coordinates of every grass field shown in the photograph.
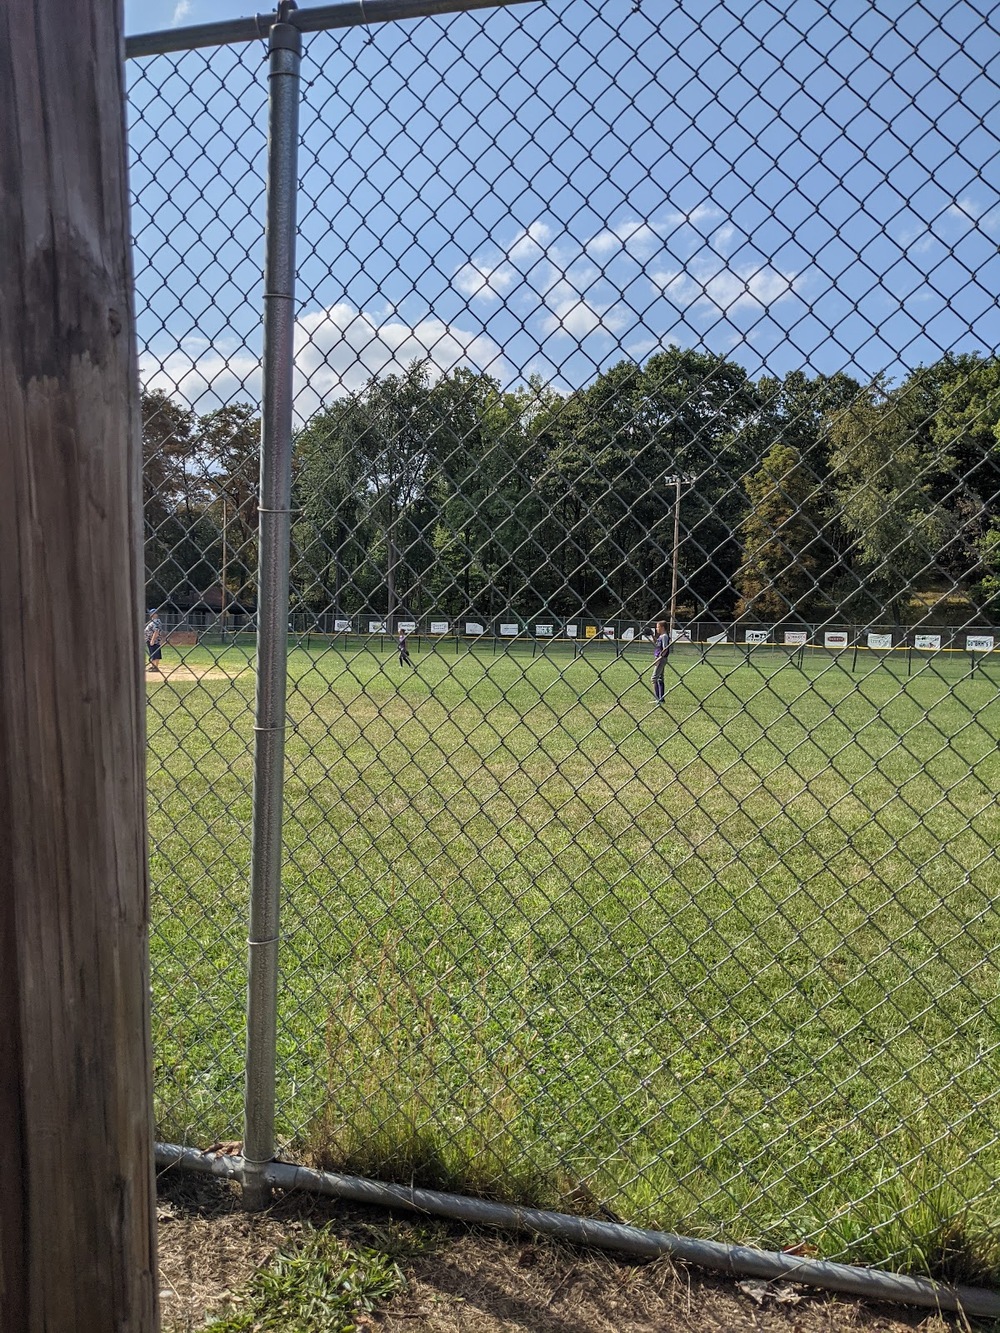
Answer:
[147,639,1000,1282]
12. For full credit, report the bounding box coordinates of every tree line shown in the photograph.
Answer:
[143,346,1000,626]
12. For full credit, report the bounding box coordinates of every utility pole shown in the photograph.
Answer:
[221,492,229,638]
[664,473,694,643]
[0,0,157,1327]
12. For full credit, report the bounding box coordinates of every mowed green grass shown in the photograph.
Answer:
[147,640,1000,1281]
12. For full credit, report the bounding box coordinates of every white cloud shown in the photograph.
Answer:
[540,286,628,338]
[454,221,555,301]
[170,0,193,26]
[649,268,686,302]
[948,196,984,222]
[625,336,658,359]
[652,259,798,315]
[295,303,504,410]
[711,224,737,253]
[140,302,506,419]
[947,197,1000,234]
[587,220,660,258]
[454,261,515,301]
[896,220,935,252]
[508,221,552,263]
[680,204,723,230]
[139,345,259,413]
[588,230,619,257]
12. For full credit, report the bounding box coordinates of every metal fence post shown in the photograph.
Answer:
[243,6,302,1213]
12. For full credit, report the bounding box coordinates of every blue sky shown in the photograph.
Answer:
[126,0,1000,419]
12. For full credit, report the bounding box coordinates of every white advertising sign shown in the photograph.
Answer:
[967,635,995,652]
[368,620,386,633]
[621,627,635,641]
[745,630,768,644]
[867,633,893,649]
[566,624,578,637]
[824,632,849,648]
[535,623,553,637]
[500,623,519,637]
[430,621,449,634]
[602,626,616,640]
[706,631,728,645]
[915,634,942,650]
[671,629,692,643]
[398,621,417,633]
[784,631,808,646]
[465,622,485,635]
[334,619,351,632]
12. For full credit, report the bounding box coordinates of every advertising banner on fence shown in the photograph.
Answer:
[500,623,519,636]
[621,627,636,641]
[915,634,942,650]
[334,619,351,632]
[671,629,692,643]
[867,633,893,649]
[430,621,449,634]
[566,624,578,637]
[784,631,808,645]
[465,622,485,635]
[967,635,995,652]
[825,632,849,648]
[398,621,417,633]
[368,620,386,633]
[745,630,769,644]
[535,623,553,637]
[585,625,597,638]
[602,626,615,640]
[706,631,729,645]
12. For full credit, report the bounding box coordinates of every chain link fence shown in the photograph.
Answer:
[130,0,1000,1286]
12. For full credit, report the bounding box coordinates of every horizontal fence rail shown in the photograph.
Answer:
[131,0,1000,1301]
[125,0,534,57]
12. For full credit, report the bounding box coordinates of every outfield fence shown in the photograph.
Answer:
[130,0,1000,1302]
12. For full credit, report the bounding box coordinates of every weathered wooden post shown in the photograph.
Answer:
[0,0,158,1328]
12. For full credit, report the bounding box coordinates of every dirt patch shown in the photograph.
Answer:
[147,663,243,683]
[370,1239,976,1333]
[156,1172,982,1333]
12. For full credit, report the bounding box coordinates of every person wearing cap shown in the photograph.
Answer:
[145,608,163,672]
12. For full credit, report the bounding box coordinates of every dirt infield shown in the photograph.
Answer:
[147,663,245,683]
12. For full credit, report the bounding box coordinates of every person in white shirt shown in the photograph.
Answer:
[145,609,163,673]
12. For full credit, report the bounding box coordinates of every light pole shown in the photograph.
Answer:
[220,493,228,639]
[663,473,695,643]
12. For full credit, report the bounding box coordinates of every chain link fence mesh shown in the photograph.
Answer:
[129,0,1000,1280]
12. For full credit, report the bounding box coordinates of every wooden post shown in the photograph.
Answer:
[0,1,157,1329]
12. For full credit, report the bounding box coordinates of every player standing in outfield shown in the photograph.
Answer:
[145,607,163,673]
[397,627,414,669]
[651,619,670,702]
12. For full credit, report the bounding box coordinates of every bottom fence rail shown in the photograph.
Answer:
[154,1143,1000,1319]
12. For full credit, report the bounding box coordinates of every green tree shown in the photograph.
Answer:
[534,348,763,619]
[140,388,198,517]
[295,363,439,620]
[425,370,543,617]
[828,380,953,621]
[751,369,865,611]
[926,354,1000,598]
[734,444,824,620]
[197,402,261,609]
[141,389,199,604]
